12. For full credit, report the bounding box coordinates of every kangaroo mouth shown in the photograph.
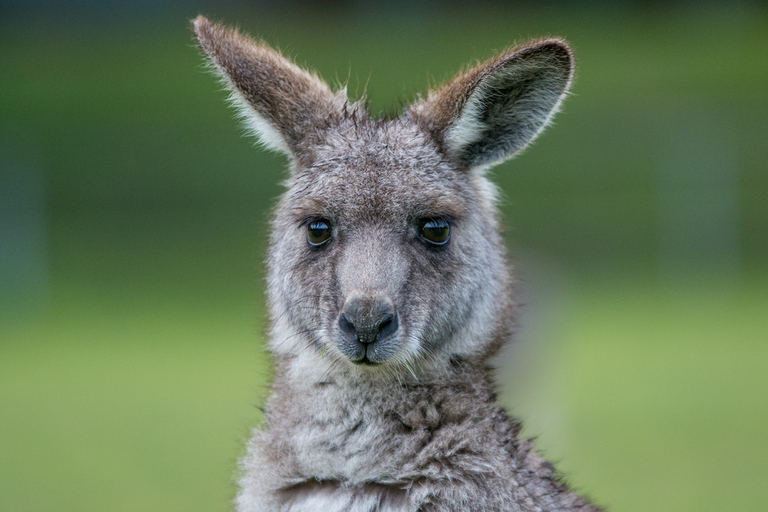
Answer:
[350,355,382,366]
[336,335,397,366]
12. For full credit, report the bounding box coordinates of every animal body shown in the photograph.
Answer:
[193,16,602,512]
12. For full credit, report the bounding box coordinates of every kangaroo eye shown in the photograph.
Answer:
[420,218,451,246]
[307,220,332,246]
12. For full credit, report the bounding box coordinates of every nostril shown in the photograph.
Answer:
[378,313,393,331]
[338,313,356,337]
[377,311,398,341]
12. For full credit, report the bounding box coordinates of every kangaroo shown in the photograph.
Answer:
[193,16,602,512]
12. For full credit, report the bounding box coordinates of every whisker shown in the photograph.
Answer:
[402,360,418,381]
[271,327,319,350]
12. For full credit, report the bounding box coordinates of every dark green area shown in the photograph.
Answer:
[2,6,767,277]
[1,4,766,512]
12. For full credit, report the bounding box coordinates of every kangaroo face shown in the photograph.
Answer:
[267,122,505,370]
[192,16,574,377]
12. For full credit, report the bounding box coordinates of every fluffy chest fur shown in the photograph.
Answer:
[234,355,597,512]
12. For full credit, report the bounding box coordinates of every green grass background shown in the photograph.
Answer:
[1,3,767,511]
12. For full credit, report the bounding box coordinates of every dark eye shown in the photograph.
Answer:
[420,218,451,246]
[307,220,332,246]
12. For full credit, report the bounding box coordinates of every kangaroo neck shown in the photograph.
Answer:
[270,351,497,426]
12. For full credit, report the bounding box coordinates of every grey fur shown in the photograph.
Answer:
[193,16,601,512]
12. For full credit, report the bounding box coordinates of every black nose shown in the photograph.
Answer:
[338,296,398,345]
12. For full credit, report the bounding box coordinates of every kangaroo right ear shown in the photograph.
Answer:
[192,16,346,160]
[409,39,574,170]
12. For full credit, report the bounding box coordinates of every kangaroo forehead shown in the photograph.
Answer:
[288,151,470,218]
[307,120,454,178]
[289,162,470,220]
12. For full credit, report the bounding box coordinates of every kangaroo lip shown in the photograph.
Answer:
[352,355,382,366]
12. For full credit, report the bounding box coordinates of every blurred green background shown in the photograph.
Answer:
[1,1,766,511]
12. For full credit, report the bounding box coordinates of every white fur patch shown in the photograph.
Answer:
[229,88,292,155]
[204,59,293,156]
[444,60,571,169]
[443,91,486,156]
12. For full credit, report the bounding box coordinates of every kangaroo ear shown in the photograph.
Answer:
[409,39,574,170]
[192,16,346,159]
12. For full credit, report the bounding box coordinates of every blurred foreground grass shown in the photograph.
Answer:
[503,274,768,512]
[0,307,267,512]
[2,274,767,512]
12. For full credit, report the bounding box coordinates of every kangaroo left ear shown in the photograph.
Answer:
[409,39,574,170]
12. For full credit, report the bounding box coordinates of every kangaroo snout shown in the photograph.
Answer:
[337,295,399,364]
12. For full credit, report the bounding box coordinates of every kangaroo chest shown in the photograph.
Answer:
[274,480,420,512]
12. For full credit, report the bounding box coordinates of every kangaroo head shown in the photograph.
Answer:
[193,17,574,377]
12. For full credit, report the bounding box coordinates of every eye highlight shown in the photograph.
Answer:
[420,218,451,246]
[306,220,332,246]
